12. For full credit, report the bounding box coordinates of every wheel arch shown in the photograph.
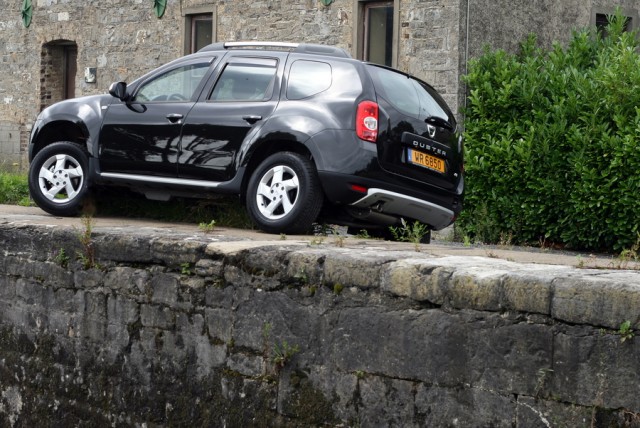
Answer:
[30,120,90,162]
[240,140,316,200]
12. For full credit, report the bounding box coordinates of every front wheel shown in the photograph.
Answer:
[28,141,90,216]
[246,152,323,234]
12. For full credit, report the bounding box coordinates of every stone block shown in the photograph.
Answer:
[195,259,223,277]
[227,352,266,377]
[205,308,233,343]
[103,267,150,295]
[150,239,204,267]
[107,295,139,325]
[551,331,640,412]
[194,339,227,379]
[150,273,179,306]
[178,276,205,309]
[502,274,552,315]
[323,249,393,290]
[51,288,77,313]
[94,234,152,263]
[74,269,104,289]
[325,306,469,385]
[552,273,640,330]
[415,384,515,427]
[357,376,416,426]
[0,275,16,301]
[284,249,325,285]
[176,312,205,336]
[448,270,504,310]
[515,396,593,428]
[205,285,235,308]
[381,259,448,303]
[140,304,174,329]
[15,278,44,306]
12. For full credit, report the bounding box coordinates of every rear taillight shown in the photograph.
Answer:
[356,101,378,143]
[350,184,368,194]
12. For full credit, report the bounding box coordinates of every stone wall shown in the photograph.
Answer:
[0,0,635,168]
[1,222,640,426]
[465,0,640,59]
[0,0,463,169]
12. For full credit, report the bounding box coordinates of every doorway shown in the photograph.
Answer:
[40,40,78,111]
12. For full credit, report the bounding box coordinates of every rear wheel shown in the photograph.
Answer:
[246,152,323,234]
[28,141,90,216]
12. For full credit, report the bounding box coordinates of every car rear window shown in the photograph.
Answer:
[366,65,452,123]
[287,60,332,100]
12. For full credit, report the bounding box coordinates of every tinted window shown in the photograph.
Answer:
[367,65,451,122]
[287,60,332,100]
[210,63,277,102]
[413,80,449,121]
[135,63,210,102]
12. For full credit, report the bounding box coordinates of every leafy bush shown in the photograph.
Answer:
[459,14,640,252]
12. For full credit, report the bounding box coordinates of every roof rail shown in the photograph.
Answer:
[198,41,352,58]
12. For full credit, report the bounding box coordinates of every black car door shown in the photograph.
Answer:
[98,58,214,177]
[177,54,284,182]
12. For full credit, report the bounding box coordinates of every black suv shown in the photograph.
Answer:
[28,42,463,236]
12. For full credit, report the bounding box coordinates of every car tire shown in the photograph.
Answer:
[246,152,323,234]
[28,141,90,217]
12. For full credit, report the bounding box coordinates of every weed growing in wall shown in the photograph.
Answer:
[76,215,96,269]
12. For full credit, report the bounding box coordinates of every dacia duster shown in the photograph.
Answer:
[28,42,464,238]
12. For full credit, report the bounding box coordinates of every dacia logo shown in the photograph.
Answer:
[426,124,436,138]
[412,140,448,157]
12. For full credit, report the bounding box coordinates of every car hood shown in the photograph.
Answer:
[37,94,115,123]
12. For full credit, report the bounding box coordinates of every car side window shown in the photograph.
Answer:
[210,62,277,102]
[287,60,332,100]
[134,62,211,103]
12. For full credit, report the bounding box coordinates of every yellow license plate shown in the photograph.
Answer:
[407,149,445,173]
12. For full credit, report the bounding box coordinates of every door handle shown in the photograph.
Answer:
[242,115,262,124]
[166,113,184,123]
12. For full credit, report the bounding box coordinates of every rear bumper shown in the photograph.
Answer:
[350,188,455,230]
[317,171,462,230]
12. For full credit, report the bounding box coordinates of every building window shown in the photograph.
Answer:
[595,13,631,36]
[184,7,216,54]
[354,0,399,67]
[190,14,213,53]
[364,2,393,66]
[592,8,636,38]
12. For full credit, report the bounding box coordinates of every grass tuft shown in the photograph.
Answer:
[0,172,31,206]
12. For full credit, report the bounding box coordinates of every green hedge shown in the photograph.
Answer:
[459,16,640,252]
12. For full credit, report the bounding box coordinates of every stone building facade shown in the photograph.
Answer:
[0,0,637,168]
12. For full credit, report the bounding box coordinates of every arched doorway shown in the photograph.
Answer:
[40,40,77,111]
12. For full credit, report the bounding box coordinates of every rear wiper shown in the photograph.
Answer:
[425,116,454,131]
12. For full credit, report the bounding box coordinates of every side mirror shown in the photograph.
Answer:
[108,81,129,101]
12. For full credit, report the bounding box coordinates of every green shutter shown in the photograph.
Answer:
[153,0,167,18]
[21,0,33,28]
